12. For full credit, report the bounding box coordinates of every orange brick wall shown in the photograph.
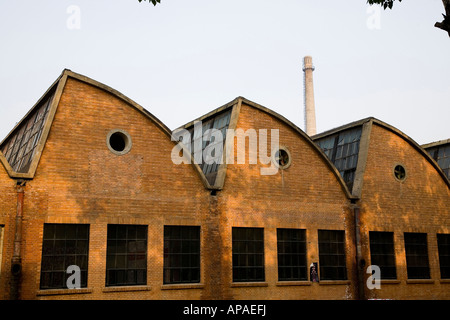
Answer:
[3,84,358,300]
[1,78,448,300]
[359,123,450,300]
[0,161,17,300]
[16,78,212,300]
[217,103,357,300]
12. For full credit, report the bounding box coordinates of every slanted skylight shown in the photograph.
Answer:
[315,126,362,192]
[426,144,450,180]
[186,108,232,186]
[0,91,55,173]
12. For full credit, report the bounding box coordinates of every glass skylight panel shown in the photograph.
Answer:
[426,144,450,179]
[0,91,54,173]
[315,126,362,192]
[184,108,232,186]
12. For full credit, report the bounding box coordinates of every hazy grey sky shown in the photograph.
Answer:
[0,0,449,145]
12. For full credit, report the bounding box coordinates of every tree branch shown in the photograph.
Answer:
[138,0,161,6]
[435,0,450,37]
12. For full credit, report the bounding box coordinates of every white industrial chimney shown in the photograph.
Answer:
[303,56,317,136]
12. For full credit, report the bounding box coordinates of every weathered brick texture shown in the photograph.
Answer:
[359,123,450,300]
[0,73,448,300]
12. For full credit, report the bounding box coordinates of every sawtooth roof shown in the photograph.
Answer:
[312,117,450,195]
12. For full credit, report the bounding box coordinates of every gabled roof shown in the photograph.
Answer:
[422,138,450,149]
[422,139,450,180]
[0,69,207,184]
[175,96,356,199]
[175,99,237,188]
[0,72,65,179]
[312,117,450,194]
[1,85,56,174]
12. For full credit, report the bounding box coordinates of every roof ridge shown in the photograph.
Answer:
[311,117,375,140]
[0,71,65,178]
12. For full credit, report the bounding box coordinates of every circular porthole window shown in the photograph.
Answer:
[273,147,291,170]
[107,129,132,155]
[394,164,406,181]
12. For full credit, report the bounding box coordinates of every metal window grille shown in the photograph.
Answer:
[404,233,430,279]
[437,233,450,279]
[277,228,307,281]
[1,92,54,173]
[369,231,397,279]
[427,145,450,180]
[318,230,347,280]
[316,127,362,191]
[163,226,200,284]
[106,224,147,286]
[40,223,89,289]
[232,227,265,282]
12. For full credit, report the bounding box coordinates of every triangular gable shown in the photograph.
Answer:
[422,139,450,180]
[0,69,210,187]
[175,97,356,199]
[313,117,450,196]
[313,118,372,197]
[370,118,450,189]
[0,71,65,179]
[175,98,239,188]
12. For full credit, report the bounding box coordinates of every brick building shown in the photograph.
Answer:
[0,70,448,300]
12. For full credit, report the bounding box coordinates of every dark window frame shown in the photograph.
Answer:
[105,224,148,287]
[163,225,201,284]
[187,109,232,181]
[40,223,90,290]
[232,227,265,282]
[369,231,397,279]
[394,164,407,181]
[437,233,450,279]
[1,92,53,173]
[404,232,430,280]
[318,230,347,281]
[428,145,450,180]
[277,228,307,281]
[316,127,362,191]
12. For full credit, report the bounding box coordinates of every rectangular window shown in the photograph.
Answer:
[369,231,397,279]
[232,227,265,282]
[40,223,89,289]
[106,224,147,287]
[163,226,200,284]
[0,225,4,278]
[437,233,450,279]
[404,232,430,279]
[277,228,307,281]
[318,230,347,280]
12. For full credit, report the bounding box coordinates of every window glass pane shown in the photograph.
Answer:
[232,227,265,282]
[105,224,147,286]
[1,92,54,173]
[315,127,362,192]
[369,231,397,279]
[277,229,307,281]
[437,234,450,279]
[163,226,201,284]
[318,230,347,280]
[404,233,430,279]
[40,224,90,290]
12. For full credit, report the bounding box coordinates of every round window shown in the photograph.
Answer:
[394,164,406,181]
[107,129,132,155]
[273,147,291,169]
